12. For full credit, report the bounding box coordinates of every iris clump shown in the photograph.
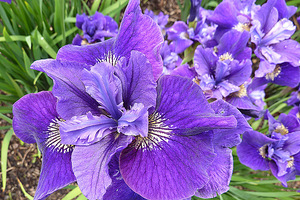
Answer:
[10,0,300,199]
[12,0,252,199]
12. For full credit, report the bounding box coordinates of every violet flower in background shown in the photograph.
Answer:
[251,0,300,77]
[194,29,252,99]
[237,111,300,186]
[72,12,118,45]
[13,92,76,200]
[144,8,169,34]
[287,88,300,106]
[160,41,182,75]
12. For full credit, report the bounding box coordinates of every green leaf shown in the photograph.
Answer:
[76,194,88,200]
[102,0,129,16]
[62,186,82,200]
[36,30,57,58]
[1,128,13,192]
[22,49,35,79]
[17,178,34,200]
[91,0,101,14]
[0,113,12,124]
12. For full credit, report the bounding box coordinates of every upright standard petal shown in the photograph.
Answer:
[31,60,101,120]
[116,51,157,110]
[114,0,163,79]
[71,133,134,200]
[13,92,76,200]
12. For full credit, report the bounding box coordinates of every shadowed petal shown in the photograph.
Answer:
[72,133,134,200]
[103,152,146,200]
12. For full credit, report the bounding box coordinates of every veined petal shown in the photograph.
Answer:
[72,133,134,200]
[103,152,146,200]
[271,39,300,67]
[13,92,75,200]
[194,46,218,76]
[195,148,233,198]
[60,113,117,145]
[56,38,115,65]
[82,62,123,119]
[31,59,101,120]
[116,51,157,109]
[114,0,164,79]
[156,76,237,133]
[261,18,295,46]
[120,129,215,200]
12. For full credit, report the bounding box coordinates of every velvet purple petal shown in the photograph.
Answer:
[271,40,300,67]
[56,38,115,65]
[195,148,233,198]
[60,113,117,145]
[283,132,300,155]
[210,99,252,148]
[170,64,197,79]
[194,46,218,76]
[120,131,215,200]
[155,76,237,133]
[275,0,297,19]
[72,133,134,200]
[13,91,76,200]
[116,50,157,109]
[103,152,146,200]
[237,131,276,171]
[31,59,101,120]
[114,0,164,79]
[82,62,123,119]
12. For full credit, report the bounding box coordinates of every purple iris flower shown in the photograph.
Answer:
[166,21,194,53]
[237,111,300,186]
[225,78,266,119]
[144,9,169,33]
[208,0,256,40]
[13,92,76,199]
[160,41,182,75]
[27,49,243,199]
[72,12,118,45]
[194,29,252,99]
[289,105,300,120]
[251,63,300,88]
[251,0,300,77]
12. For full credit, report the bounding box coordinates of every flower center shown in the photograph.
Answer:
[97,51,119,66]
[233,22,250,32]
[219,52,233,61]
[134,112,172,151]
[287,156,294,168]
[274,124,289,135]
[259,144,268,158]
[45,118,74,153]
[234,84,247,97]
[265,65,281,81]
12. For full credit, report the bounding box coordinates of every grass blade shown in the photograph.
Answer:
[1,128,13,192]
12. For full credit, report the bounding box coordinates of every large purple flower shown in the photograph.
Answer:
[13,92,76,200]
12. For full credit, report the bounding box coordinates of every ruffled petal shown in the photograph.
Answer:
[60,113,117,145]
[116,51,157,109]
[82,62,123,119]
[72,133,134,200]
[120,130,215,200]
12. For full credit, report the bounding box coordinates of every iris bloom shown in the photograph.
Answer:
[13,0,251,199]
[237,111,300,186]
[72,12,118,45]
[194,29,252,99]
